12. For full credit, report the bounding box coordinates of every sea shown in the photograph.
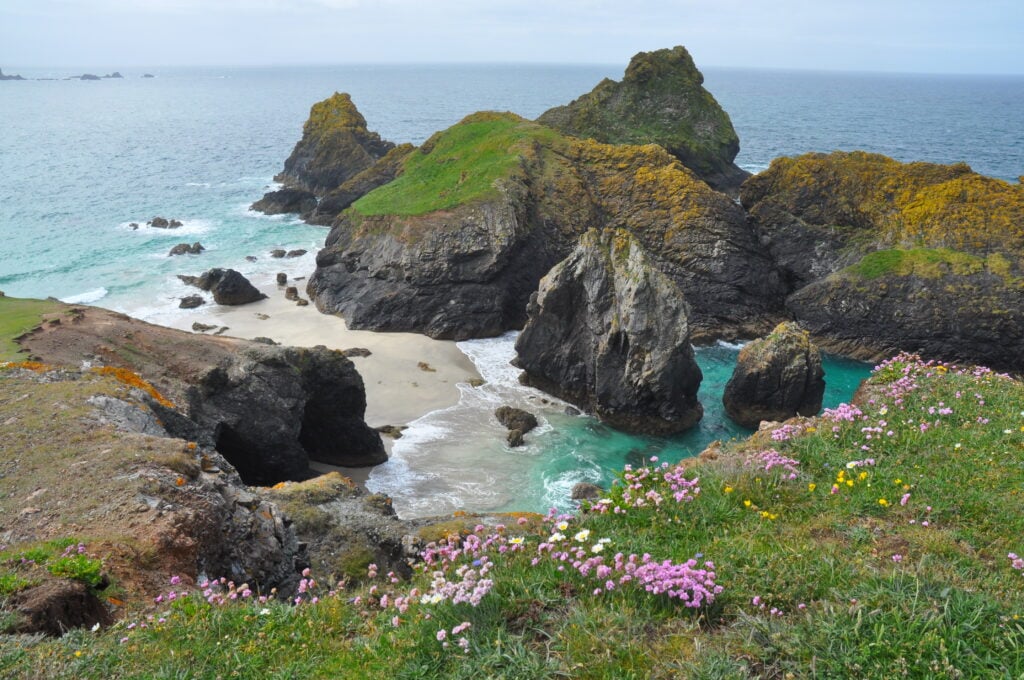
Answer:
[2,64,1022,517]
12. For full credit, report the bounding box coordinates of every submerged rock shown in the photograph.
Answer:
[515,229,703,435]
[168,242,204,256]
[147,216,182,229]
[494,406,538,434]
[537,46,748,192]
[722,322,825,429]
[251,187,317,215]
[179,294,204,309]
[179,268,266,306]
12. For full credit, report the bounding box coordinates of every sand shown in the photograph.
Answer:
[161,280,481,429]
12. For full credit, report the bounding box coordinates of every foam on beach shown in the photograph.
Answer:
[60,287,108,304]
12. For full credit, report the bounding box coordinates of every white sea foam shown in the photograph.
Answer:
[715,339,748,351]
[119,218,216,236]
[60,287,108,304]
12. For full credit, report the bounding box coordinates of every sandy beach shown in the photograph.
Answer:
[161,277,481,430]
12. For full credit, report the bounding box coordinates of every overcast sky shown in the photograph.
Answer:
[2,0,1022,75]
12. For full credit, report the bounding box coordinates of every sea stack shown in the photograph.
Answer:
[515,229,703,435]
[537,45,748,192]
[722,322,825,429]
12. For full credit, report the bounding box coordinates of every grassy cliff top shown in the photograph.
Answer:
[743,151,1024,255]
[351,112,562,216]
[0,295,61,361]
[5,353,1023,677]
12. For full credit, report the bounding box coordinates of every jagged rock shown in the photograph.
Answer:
[515,229,703,434]
[494,406,538,434]
[274,92,396,195]
[192,322,217,332]
[179,295,204,309]
[147,217,182,229]
[376,424,406,439]
[276,272,287,285]
[178,268,266,306]
[168,242,204,256]
[245,255,258,262]
[251,187,317,216]
[571,482,604,501]
[270,249,287,258]
[251,336,278,345]
[187,345,386,483]
[722,323,825,429]
[743,151,1024,370]
[537,46,748,192]
[507,429,525,447]
[341,347,372,358]
[285,249,307,258]
[308,112,783,341]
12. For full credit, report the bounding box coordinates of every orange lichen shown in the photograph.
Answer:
[91,366,174,408]
[0,361,53,372]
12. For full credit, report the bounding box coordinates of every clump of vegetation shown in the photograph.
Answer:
[3,353,1022,677]
[0,295,61,361]
[0,540,105,599]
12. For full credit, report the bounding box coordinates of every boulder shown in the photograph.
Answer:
[147,217,182,229]
[308,112,783,341]
[537,46,748,193]
[270,249,287,258]
[284,286,299,301]
[179,268,266,306]
[515,229,703,434]
[179,294,204,309]
[285,249,307,258]
[250,187,317,216]
[571,482,604,501]
[168,242,204,256]
[507,429,525,447]
[722,322,825,429]
[276,272,287,285]
[494,406,538,434]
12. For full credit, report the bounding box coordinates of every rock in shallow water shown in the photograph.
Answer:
[723,322,825,429]
[515,228,703,435]
[178,268,266,306]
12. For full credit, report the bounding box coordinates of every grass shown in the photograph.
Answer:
[352,112,561,217]
[0,295,60,361]
[2,353,1023,677]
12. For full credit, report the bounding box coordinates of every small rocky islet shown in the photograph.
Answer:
[253,44,1023,434]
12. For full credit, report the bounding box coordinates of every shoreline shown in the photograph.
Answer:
[156,277,481,430]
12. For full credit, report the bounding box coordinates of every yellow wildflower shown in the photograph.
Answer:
[808,483,817,492]
[878,498,890,507]
[743,500,752,508]
[724,486,734,494]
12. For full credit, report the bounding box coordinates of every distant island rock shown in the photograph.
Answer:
[142,73,155,78]
[516,229,704,434]
[722,322,825,429]
[72,73,101,81]
[102,72,123,79]
[0,68,26,81]
[537,46,748,193]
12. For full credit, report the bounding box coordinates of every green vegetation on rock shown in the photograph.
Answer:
[0,295,60,361]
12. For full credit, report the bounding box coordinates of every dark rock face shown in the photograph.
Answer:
[179,294,205,309]
[179,268,266,306]
[103,72,123,79]
[537,46,748,193]
[276,92,395,195]
[286,249,307,258]
[722,322,825,429]
[186,345,386,484]
[168,242,204,256]
[148,217,182,229]
[276,272,288,285]
[515,229,703,434]
[251,188,317,216]
[305,144,416,225]
[0,68,26,81]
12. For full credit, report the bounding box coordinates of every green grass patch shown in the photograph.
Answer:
[352,112,561,217]
[0,295,61,361]
[847,247,988,280]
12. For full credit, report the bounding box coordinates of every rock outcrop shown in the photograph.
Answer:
[178,268,267,306]
[168,242,204,256]
[515,229,703,434]
[147,216,182,229]
[308,112,783,341]
[722,322,825,429]
[537,46,748,192]
[742,151,1024,370]
[494,406,539,447]
[15,302,385,486]
[251,187,317,216]
[0,68,26,81]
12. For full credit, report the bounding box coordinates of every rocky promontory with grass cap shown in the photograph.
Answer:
[515,229,704,434]
[537,46,748,192]
[742,151,1024,370]
[308,111,784,341]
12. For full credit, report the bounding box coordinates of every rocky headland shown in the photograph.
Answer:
[0,68,26,81]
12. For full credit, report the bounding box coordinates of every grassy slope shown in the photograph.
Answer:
[351,113,561,217]
[3,353,1023,678]
[0,296,61,361]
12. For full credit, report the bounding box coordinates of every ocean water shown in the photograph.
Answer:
[2,64,1020,516]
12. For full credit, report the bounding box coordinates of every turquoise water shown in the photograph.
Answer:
[1,64,1013,515]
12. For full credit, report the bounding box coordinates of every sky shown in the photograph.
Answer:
[1,0,1022,75]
